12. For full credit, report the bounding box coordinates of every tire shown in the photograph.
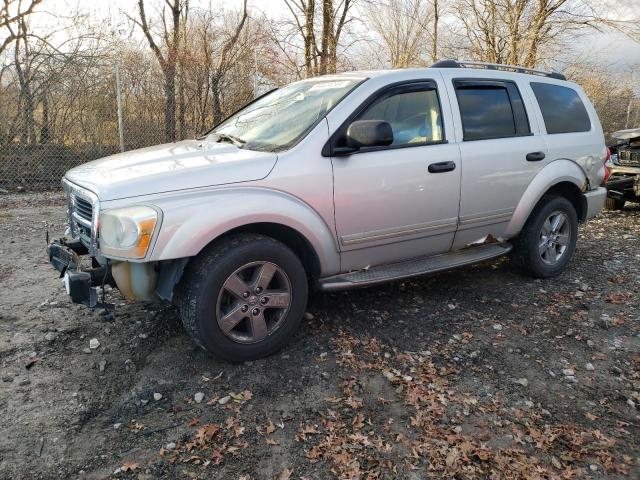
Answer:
[176,234,308,362]
[604,197,625,210]
[513,195,578,278]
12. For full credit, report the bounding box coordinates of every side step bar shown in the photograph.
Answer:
[318,243,512,292]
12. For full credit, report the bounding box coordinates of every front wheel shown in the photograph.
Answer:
[177,234,308,362]
[513,195,578,278]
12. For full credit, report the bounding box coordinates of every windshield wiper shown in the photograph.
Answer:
[214,132,246,147]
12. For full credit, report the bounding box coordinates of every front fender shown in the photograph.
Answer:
[504,159,587,238]
[147,187,341,275]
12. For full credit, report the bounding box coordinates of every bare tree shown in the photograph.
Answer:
[452,0,615,68]
[132,0,188,142]
[365,0,435,68]
[212,0,248,123]
[284,0,356,76]
[0,0,42,56]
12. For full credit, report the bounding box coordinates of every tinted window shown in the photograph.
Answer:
[357,87,444,146]
[531,82,591,134]
[454,81,530,141]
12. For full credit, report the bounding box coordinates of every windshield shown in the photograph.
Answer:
[208,78,363,152]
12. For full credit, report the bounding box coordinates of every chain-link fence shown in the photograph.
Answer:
[0,56,247,193]
[0,63,174,192]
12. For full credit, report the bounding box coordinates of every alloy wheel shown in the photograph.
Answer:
[215,261,292,344]
[538,210,571,265]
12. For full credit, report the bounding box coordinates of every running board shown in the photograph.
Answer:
[318,243,512,291]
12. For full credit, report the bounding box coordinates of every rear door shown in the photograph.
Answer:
[441,74,549,249]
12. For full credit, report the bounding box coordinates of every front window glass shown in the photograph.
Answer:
[208,78,362,152]
[357,88,444,146]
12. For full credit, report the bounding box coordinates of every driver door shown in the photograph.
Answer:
[331,80,462,271]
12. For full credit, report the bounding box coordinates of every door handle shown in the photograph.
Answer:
[428,161,456,173]
[526,151,546,162]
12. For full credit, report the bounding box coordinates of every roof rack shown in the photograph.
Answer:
[431,60,566,81]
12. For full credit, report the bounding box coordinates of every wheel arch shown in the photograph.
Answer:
[149,187,340,274]
[212,222,322,279]
[504,159,587,237]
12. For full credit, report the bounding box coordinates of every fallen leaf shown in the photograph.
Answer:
[120,461,139,472]
[128,421,144,432]
[266,419,276,435]
[445,447,459,467]
[275,467,293,480]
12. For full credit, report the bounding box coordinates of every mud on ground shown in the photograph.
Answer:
[0,193,638,479]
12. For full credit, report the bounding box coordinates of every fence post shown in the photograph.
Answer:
[115,62,126,152]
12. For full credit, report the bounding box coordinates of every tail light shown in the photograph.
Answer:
[603,147,612,184]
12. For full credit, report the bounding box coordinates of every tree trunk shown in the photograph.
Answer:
[40,93,50,144]
[164,67,177,142]
[320,0,332,75]
[304,0,316,77]
[211,75,223,125]
[431,0,439,63]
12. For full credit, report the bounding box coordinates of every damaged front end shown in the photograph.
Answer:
[47,179,182,308]
[47,237,115,307]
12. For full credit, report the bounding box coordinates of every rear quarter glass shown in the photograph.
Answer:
[530,82,591,134]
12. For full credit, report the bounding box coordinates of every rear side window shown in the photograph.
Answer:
[530,82,591,134]
[454,80,530,141]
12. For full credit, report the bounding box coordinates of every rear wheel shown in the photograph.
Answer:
[604,197,625,210]
[513,195,578,278]
[177,234,308,362]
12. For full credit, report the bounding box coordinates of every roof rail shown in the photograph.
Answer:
[431,59,566,81]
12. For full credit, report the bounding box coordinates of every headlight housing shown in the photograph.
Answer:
[98,206,160,259]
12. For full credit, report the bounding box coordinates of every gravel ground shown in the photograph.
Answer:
[0,192,638,480]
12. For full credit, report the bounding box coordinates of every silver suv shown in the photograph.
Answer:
[48,60,607,361]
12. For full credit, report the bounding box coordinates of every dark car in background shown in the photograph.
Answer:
[605,128,640,210]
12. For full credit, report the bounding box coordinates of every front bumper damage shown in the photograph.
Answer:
[47,238,114,307]
[47,238,182,307]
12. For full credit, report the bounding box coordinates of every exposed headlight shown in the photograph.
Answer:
[98,206,160,259]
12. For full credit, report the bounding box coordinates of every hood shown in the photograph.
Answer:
[65,140,277,200]
[612,127,640,142]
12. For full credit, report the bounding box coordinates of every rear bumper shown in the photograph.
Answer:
[583,187,607,221]
[47,239,112,307]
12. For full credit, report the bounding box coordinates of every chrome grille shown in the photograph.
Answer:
[617,149,640,167]
[74,196,93,222]
[63,179,99,254]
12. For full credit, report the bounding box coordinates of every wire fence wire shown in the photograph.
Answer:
[0,63,194,193]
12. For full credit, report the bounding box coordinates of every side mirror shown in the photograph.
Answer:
[336,120,393,155]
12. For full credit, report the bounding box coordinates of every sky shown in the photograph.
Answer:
[11,0,640,72]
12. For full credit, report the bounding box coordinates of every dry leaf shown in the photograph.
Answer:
[121,461,139,472]
[128,421,144,432]
[275,467,293,480]
[266,419,276,435]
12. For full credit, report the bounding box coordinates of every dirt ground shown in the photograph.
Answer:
[0,192,638,480]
